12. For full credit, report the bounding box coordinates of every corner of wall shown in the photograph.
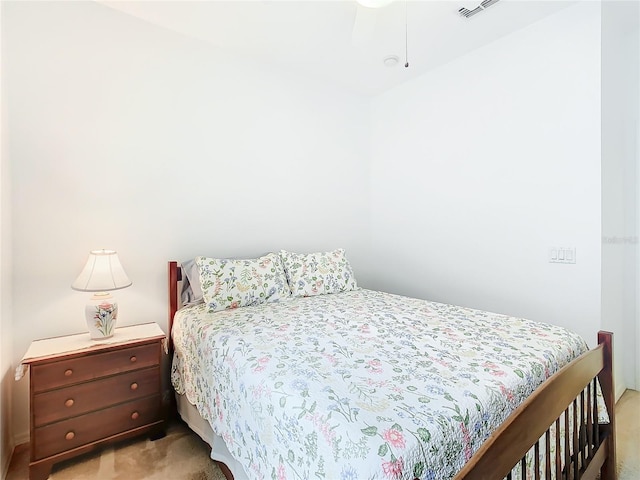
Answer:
[0,372,15,480]
[0,2,17,476]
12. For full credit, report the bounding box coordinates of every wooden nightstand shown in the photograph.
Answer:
[20,323,167,480]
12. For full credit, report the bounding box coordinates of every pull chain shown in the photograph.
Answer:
[404,0,409,68]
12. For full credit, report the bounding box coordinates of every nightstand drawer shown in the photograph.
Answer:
[32,343,159,392]
[33,394,162,460]
[33,366,160,427]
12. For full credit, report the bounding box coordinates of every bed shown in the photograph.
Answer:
[167,250,616,480]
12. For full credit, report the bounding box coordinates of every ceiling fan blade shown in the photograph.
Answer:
[351,5,377,46]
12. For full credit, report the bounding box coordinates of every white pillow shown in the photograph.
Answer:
[280,248,358,297]
[197,253,291,312]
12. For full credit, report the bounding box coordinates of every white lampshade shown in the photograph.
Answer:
[72,249,132,292]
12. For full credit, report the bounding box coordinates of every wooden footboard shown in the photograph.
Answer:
[455,331,615,480]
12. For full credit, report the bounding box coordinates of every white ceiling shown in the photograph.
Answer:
[99,0,575,96]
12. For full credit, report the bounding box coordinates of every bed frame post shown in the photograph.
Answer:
[167,261,181,421]
[597,331,616,480]
[168,261,180,354]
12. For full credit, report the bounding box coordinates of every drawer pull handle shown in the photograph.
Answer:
[130,382,138,391]
[130,356,137,363]
[65,431,75,441]
[131,411,139,420]
[65,399,75,408]
[64,369,73,377]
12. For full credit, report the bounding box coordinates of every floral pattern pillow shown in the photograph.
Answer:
[196,253,291,312]
[280,248,358,297]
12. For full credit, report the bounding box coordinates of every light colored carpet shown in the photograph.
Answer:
[7,389,639,479]
[6,421,227,480]
[49,423,227,480]
[615,389,640,480]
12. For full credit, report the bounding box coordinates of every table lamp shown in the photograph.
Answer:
[71,249,132,339]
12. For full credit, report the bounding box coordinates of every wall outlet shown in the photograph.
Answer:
[549,247,576,264]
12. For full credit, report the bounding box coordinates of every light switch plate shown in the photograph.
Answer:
[549,247,576,264]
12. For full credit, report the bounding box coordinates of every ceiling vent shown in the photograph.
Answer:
[458,0,500,18]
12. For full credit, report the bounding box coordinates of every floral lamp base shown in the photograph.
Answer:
[86,292,118,339]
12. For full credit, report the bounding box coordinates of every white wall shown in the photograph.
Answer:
[638,25,640,393]
[3,0,634,457]
[601,1,640,395]
[4,1,371,443]
[638,45,640,392]
[0,0,15,474]
[369,3,602,346]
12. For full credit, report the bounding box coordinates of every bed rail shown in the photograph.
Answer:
[455,331,615,480]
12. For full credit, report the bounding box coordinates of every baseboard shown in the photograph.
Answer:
[1,441,14,480]
[615,382,626,403]
[13,431,28,447]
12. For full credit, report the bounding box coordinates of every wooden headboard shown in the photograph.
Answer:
[167,261,182,355]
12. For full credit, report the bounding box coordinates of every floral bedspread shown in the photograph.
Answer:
[171,289,589,480]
